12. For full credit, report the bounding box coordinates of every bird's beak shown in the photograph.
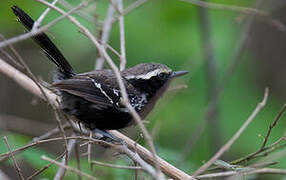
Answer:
[170,70,189,78]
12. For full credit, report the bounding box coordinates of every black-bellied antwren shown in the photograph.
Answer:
[12,5,188,140]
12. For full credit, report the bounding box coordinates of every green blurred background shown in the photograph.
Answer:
[1,0,286,179]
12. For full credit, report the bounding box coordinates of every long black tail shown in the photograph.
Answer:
[11,5,76,79]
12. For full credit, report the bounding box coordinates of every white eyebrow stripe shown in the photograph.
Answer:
[126,69,166,80]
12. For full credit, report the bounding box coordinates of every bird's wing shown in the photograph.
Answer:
[52,74,121,107]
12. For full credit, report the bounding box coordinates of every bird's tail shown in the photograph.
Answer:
[11,5,76,79]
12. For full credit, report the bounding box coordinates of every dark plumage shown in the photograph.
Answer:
[12,6,188,132]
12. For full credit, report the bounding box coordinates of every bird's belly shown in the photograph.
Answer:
[60,92,132,130]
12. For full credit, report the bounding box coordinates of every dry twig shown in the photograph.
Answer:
[3,136,25,180]
[193,88,269,176]
[42,155,98,180]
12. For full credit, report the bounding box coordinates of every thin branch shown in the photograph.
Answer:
[196,168,286,179]
[54,135,77,180]
[53,110,69,173]
[88,131,92,164]
[32,0,60,31]
[42,155,98,180]
[95,2,116,70]
[74,141,82,180]
[123,0,150,15]
[58,0,94,22]
[179,0,267,16]
[32,122,70,142]
[116,0,127,71]
[0,136,109,162]
[229,104,286,165]
[90,160,143,170]
[3,136,25,180]
[27,152,65,180]
[193,88,269,176]
[261,104,286,149]
[0,2,86,49]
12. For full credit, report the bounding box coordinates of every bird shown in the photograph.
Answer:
[12,5,188,140]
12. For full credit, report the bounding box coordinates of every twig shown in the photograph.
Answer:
[27,152,65,180]
[0,2,86,49]
[3,136,25,180]
[74,141,82,180]
[95,2,116,70]
[179,0,267,16]
[54,135,77,180]
[32,122,70,142]
[196,168,286,179]
[90,160,143,170]
[0,136,109,162]
[116,0,127,71]
[193,88,269,176]
[58,0,94,22]
[261,104,286,149]
[123,0,150,15]
[32,0,60,31]
[42,155,98,180]
[88,131,92,163]
[53,110,69,172]
[229,104,286,165]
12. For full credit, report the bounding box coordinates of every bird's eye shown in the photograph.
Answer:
[158,73,166,80]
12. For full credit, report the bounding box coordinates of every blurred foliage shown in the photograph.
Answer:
[0,0,286,179]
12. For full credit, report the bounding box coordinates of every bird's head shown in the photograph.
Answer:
[122,63,188,94]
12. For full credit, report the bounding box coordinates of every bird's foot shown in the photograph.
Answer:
[94,129,125,145]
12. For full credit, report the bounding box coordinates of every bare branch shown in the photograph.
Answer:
[42,155,98,180]
[95,2,116,70]
[116,0,127,71]
[196,168,286,179]
[261,104,286,149]
[27,152,65,180]
[193,88,269,176]
[90,160,143,170]
[54,135,77,180]
[3,136,25,180]
[0,2,86,49]
[32,0,60,31]
[179,0,267,16]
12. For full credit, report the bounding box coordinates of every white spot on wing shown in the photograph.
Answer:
[90,78,114,104]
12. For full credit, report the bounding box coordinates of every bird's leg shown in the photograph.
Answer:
[94,129,123,144]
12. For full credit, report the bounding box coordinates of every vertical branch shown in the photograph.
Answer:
[54,135,77,180]
[3,136,25,180]
[74,141,82,180]
[88,131,92,164]
[198,1,221,151]
[116,0,127,71]
[95,2,116,70]
[32,0,60,31]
